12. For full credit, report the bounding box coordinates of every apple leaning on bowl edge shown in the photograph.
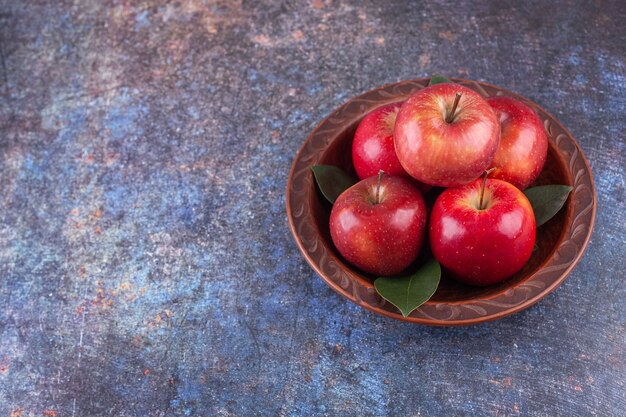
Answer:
[429,177,536,286]
[330,174,427,276]
[394,83,501,187]
[487,96,549,190]
[352,102,430,193]
[353,102,406,179]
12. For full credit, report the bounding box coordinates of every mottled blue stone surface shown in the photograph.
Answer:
[0,1,624,416]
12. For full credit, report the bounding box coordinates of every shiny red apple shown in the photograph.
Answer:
[353,102,406,179]
[429,177,536,286]
[352,102,430,193]
[394,83,500,187]
[487,96,548,190]
[330,174,427,276]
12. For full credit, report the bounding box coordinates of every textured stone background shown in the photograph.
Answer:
[0,0,624,416]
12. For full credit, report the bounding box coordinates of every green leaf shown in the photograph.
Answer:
[524,185,574,227]
[428,75,452,86]
[311,165,357,204]
[374,259,441,318]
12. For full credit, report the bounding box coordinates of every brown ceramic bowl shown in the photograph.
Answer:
[286,78,596,325]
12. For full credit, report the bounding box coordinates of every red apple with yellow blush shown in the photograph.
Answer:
[487,96,548,190]
[394,83,501,187]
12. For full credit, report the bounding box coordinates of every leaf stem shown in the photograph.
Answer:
[479,168,496,210]
[445,92,462,123]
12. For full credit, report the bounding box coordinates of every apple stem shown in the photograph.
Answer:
[376,169,384,204]
[446,92,462,123]
[479,168,496,210]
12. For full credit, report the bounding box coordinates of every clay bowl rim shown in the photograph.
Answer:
[286,77,596,326]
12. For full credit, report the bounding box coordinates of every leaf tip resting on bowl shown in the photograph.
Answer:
[428,75,452,86]
[311,165,357,204]
[374,259,441,318]
[524,184,574,227]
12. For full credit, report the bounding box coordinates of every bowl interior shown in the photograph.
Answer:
[311,112,570,303]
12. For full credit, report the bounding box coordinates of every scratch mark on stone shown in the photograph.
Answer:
[57,84,129,104]
[158,307,190,367]
[242,316,262,369]
[276,300,302,416]
[278,280,314,414]
[77,309,86,366]
[0,37,9,95]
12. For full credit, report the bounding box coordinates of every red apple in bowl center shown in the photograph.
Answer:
[394,83,501,187]
[487,96,548,190]
[330,174,427,276]
[429,176,536,286]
